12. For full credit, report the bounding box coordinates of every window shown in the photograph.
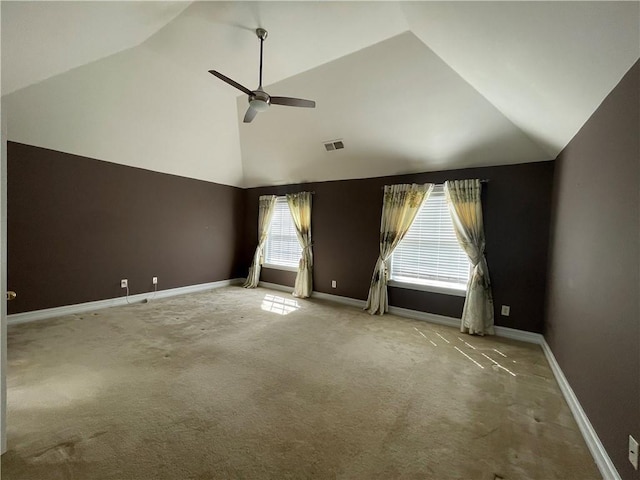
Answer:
[390,186,470,295]
[264,196,302,270]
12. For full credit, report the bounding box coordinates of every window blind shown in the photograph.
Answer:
[265,197,302,268]
[390,186,470,288]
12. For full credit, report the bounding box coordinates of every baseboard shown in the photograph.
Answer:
[7,278,244,326]
[257,281,293,294]
[258,283,544,345]
[493,325,544,344]
[540,338,621,480]
[258,282,367,308]
[311,290,367,309]
[258,283,540,343]
[388,305,461,329]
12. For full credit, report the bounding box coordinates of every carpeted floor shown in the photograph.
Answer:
[2,286,600,479]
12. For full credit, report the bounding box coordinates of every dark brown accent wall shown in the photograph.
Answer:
[243,160,555,333]
[545,61,639,480]
[7,142,245,314]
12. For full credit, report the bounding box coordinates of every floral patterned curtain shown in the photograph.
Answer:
[243,195,277,288]
[365,183,433,315]
[286,192,313,298]
[444,180,494,335]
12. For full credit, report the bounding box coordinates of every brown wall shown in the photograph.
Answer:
[243,160,555,333]
[7,142,245,314]
[545,61,639,480]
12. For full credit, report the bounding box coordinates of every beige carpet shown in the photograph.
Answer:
[2,286,600,479]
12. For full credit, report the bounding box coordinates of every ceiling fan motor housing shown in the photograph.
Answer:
[249,90,270,111]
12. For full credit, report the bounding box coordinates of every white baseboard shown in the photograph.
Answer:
[7,278,244,326]
[388,305,460,329]
[258,282,368,309]
[259,283,543,344]
[259,284,546,345]
[311,290,367,309]
[387,305,548,345]
[540,338,621,480]
[493,325,544,344]
[257,281,292,294]
[256,281,619,479]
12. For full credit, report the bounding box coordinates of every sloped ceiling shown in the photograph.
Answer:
[239,32,550,187]
[1,1,191,95]
[402,1,640,157]
[2,1,638,188]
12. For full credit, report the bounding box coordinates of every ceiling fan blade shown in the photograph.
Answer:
[208,70,253,96]
[270,96,316,108]
[243,107,258,123]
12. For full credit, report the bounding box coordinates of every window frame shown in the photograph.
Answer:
[388,185,470,297]
[263,196,302,272]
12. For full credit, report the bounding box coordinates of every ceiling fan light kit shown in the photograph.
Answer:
[209,28,316,123]
[249,91,270,112]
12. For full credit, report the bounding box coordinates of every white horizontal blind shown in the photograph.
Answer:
[265,197,302,268]
[390,186,470,289]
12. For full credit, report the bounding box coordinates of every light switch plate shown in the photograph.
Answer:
[630,435,638,470]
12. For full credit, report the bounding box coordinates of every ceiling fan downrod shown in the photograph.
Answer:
[256,28,268,90]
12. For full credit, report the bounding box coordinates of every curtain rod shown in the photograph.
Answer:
[381,179,490,190]
[273,191,315,194]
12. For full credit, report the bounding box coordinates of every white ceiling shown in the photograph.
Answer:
[239,32,550,187]
[1,1,190,95]
[2,1,639,188]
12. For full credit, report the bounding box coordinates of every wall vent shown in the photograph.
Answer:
[323,139,344,152]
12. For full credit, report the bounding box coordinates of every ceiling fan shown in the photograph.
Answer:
[209,28,316,124]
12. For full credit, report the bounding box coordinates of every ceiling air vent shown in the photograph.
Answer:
[323,139,344,152]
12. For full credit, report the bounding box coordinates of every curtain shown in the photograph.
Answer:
[243,195,277,288]
[365,183,433,315]
[286,192,313,298]
[444,180,494,335]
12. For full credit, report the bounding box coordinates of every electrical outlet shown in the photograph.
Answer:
[120,279,128,289]
[152,277,158,285]
[501,305,510,316]
[630,435,638,470]
[331,280,337,288]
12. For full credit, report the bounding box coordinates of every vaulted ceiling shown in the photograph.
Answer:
[2,1,638,187]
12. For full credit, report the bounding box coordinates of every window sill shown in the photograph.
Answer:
[263,263,298,272]
[388,280,467,297]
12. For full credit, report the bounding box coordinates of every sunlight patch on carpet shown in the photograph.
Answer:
[261,294,299,315]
